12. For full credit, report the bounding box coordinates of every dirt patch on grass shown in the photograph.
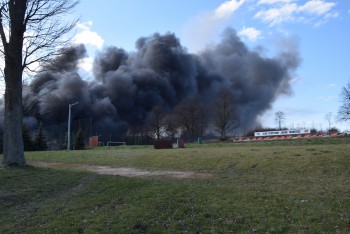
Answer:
[29,161,214,179]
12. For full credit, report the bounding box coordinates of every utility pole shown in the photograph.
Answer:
[67,102,79,150]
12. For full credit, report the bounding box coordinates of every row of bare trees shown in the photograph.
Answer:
[145,89,240,142]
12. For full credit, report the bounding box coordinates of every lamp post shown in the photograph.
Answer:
[67,102,79,150]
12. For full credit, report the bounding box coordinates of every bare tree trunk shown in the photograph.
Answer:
[3,67,25,165]
[1,0,26,166]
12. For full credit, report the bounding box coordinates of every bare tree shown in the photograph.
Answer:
[324,112,332,135]
[275,111,286,130]
[145,105,167,140]
[0,0,78,166]
[172,97,206,142]
[337,81,350,123]
[212,89,239,140]
[164,115,179,141]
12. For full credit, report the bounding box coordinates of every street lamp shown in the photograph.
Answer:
[67,102,79,150]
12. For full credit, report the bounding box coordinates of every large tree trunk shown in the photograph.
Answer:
[2,0,27,166]
[3,68,25,166]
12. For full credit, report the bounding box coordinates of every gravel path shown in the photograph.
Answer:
[29,161,214,179]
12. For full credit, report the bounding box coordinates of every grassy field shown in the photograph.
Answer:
[1,137,350,233]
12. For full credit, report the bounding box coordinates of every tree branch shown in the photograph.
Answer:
[0,3,9,54]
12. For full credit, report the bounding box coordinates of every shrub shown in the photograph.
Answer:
[22,124,34,151]
[34,122,48,151]
[74,128,85,150]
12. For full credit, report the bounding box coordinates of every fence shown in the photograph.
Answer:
[43,117,154,150]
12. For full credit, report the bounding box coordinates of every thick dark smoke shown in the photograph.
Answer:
[1,28,300,141]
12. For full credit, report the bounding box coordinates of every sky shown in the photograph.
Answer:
[72,0,350,131]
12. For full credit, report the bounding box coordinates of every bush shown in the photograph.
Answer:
[34,122,48,151]
[74,128,85,150]
[22,124,34,151]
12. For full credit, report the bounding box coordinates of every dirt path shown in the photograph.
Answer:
[29,161,214,179]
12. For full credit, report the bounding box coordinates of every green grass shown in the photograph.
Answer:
[1,138,350,233]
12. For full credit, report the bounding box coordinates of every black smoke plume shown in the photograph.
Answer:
[1,28,300,142]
